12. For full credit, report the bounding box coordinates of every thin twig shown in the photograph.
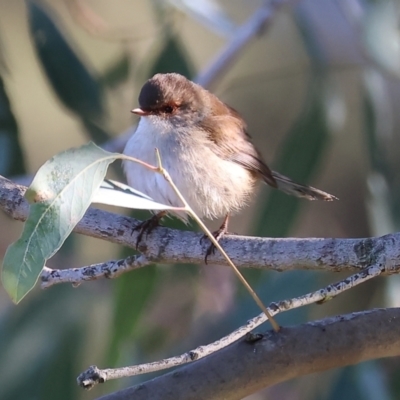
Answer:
[41,255,149,289]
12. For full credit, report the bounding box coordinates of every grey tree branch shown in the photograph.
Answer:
[40,255,150,288]
[1,175,397,282]
[94,308,400,400]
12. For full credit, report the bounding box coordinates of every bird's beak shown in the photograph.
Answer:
[131,108,150,116]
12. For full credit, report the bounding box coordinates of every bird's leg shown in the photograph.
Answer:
[133,211,167,248]
[201,213,230,264]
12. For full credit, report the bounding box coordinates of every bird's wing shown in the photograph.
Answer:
[201,104,277,188]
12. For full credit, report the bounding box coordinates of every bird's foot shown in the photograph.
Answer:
[199,214,230,264]
[200,227,232,264]
[132,211,167,248]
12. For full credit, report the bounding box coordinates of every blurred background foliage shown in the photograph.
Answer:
[0,0,399,399]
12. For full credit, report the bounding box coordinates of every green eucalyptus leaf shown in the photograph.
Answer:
[27,1,108,142]
[1,143,116,303]
[0,74,26,176]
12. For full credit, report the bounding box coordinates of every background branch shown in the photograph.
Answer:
[195,0,291,88]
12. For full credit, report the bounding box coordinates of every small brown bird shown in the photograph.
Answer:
[123,73,337,260]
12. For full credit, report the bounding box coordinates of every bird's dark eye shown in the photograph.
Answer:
[163,105,174,114]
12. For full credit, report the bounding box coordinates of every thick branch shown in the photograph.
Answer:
[1,175,399,277]
[96,308,400,400]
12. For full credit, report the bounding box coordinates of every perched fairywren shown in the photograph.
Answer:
[123,73,336,259]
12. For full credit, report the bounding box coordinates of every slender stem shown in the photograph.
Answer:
[117,154,159,172]
[153,150,280,332]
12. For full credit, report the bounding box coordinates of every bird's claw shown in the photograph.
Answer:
[132,212,166,248]
[201,228,227,264]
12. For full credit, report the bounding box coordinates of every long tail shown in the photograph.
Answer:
[270,171,338,201]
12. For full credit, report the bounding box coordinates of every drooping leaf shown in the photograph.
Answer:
[0,74,26,176]
[1,141,188,302]
[27,1,109,142]
[1,143,116,303]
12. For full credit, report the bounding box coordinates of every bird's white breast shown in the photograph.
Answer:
[123,117,256,220]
